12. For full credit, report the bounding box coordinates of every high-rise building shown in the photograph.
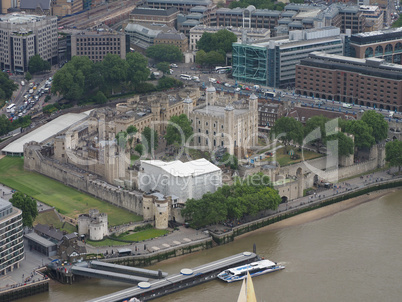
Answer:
[295,51,402,112]
[0,14,58,73]
[0,198,24,276]
[232,27,344,88]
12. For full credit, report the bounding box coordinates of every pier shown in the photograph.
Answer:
[88,251,258,302]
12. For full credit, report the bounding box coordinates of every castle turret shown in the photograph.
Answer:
[206,85,216,106]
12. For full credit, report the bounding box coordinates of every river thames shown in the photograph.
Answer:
[22,190,402,302]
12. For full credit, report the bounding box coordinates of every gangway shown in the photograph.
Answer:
[90,261,168,279]
[70,266,149,284]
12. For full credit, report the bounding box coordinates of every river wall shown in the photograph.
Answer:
[103,238,214,267]
[210,179,402,245]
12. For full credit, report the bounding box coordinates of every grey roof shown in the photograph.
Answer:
[25,232,56,248]
[64,233,78,240]
[146,0,211,5]
[0,198,12,212]
[131,6,178,16]
[20,0,51,10]
[1,111,91,155]
[34,224,64,241]
[156,32,186,40]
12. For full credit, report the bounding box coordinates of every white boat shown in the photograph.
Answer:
[217,259,285,283]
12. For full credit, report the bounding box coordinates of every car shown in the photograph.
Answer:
[234,87,241,92]
[216,80,221,84]
[224,83,231,87]
[170,63,178,68]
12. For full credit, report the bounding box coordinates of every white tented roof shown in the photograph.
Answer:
[141,158,220,177]
[2,112,91,155]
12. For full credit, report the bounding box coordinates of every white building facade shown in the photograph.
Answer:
[138,158,222,202]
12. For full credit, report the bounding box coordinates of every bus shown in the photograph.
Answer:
[180,74,192,80]
[215,66,232,73]
[118,248,132,257]
[264,91,278,98]
[6,103,16,113]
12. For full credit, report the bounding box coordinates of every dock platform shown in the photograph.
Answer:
[88,251,258,302]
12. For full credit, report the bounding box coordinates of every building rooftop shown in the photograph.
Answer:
[156,31,186,40]
[20,0,51,10]
[146,0,212,5]
[0,198,12,212]
[131,6,178,16]
[0,13,49,24]
[34,224,64,242]
[1,111,91,155]
[24,232,56,248]
[194,105,248,117]
[141,158,220,177]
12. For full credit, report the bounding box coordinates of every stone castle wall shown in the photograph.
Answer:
[24,142,143,216]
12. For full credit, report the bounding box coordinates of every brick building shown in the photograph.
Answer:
[295,51,402,112]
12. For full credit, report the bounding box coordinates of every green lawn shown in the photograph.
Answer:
[0,157,142,226]
[87,228,169,247]
[265,149,323,166]
[34,211,77,234]
[119,228,169,241]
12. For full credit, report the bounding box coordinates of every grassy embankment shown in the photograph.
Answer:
[0,157,141,226]
[87,229,169,247]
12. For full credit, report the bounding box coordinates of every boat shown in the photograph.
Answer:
[217,259,285,283]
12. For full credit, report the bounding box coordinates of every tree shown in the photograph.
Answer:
[361,110,388,143]
[9,192,38,227]
[156,62,171,74]
[142,127,158,154]
[342,120,375,150]
[25,71,32,82]
[304,115,330,153]
[126,52,150,86]
[218,152,238,170]
[327,132,354,158]
[196,29,237,54]
[115,131,128,151]
[385,140,402,172]
[101,54,128,88]
[134,143,144,156]
[195,50,207,66]
[146,44,183,63]
[28,54,51,74]
[181,173,280,228]
[157,76,183,90]
[127,125,138,136]
[271,117,304,152]
[165,114,193,146]
[93,91,107,104]
[0,72,18,101]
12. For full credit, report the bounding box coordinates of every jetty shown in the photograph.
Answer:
[88,251,258,302]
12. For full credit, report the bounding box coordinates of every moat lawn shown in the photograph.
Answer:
[0,157,142,226]
[87,229,169,247]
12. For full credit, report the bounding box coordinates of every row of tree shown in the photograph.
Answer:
[195,29,237,66]
[51,53,150,101]
[0,115,31,136]
[181,173,281,228]
[0,72,18,103]
[272,111,389,157]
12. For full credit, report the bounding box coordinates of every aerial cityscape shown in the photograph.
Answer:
[0,0,401,301]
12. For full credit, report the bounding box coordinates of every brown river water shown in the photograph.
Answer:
[21,190,402,302]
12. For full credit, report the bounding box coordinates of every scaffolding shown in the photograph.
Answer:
[232,43,268,86]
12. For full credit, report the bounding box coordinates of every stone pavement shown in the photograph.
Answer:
[85,226,210,256]
[0,239,49,289]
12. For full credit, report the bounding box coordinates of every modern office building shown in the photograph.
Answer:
[129,7,179,28]
[145,0,215,14]
[0,13,58,73]
[346,27,402,64]
[295,52,402,111]
[359,5,384,32]
[232,27,344,88]
[337,5,366,34]
[125,23,178,50]
[189,25,270,51]
[0,198,24,276]
[70,30,128,62]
